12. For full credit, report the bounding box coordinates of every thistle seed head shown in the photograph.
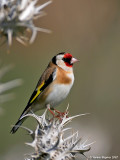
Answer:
[21,108,93,160]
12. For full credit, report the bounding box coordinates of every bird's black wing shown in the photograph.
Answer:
[19,67,56,117]
[11,64,56,134]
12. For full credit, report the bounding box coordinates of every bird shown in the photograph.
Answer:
[11,52,79,134]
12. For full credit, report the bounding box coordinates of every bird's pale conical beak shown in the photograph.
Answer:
[71,57,80,64]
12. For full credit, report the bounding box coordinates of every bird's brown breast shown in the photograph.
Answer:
[56,67,72,84]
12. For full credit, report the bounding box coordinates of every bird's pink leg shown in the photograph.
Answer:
[47,105,68,120]
[53,109,68,118]
[47,105,55,117]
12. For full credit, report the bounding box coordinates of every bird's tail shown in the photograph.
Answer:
[10,117,27,134]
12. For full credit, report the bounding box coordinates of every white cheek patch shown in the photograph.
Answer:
[57,59,64,67]
[57,60,73,72]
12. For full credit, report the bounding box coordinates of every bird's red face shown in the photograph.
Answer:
[52,52,79,71]
[63,53,79,67]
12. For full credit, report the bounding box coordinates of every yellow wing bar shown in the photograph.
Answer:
[30,82,45,104]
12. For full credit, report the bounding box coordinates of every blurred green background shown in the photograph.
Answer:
[0,0,120,159]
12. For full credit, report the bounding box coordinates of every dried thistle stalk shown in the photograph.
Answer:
[0,64,22,113]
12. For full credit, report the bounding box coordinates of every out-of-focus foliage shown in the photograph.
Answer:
[0,0,52,46]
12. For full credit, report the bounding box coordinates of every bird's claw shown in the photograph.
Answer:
[48,107,68,121]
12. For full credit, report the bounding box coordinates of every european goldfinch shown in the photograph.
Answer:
[11,52,79,134]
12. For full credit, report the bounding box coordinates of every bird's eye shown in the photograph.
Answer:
[63,57,71,64]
